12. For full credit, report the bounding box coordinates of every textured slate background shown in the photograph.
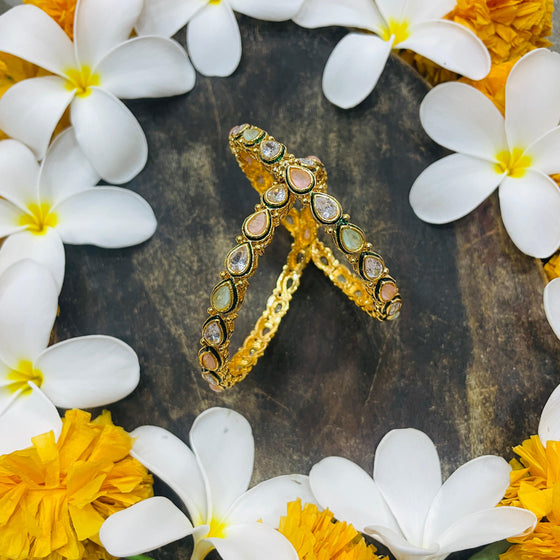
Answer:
[46,15,560,560]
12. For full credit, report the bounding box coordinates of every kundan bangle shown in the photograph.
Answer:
[199,124,401,391]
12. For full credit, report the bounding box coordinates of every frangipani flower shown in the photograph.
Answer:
[543,278,560,343]
[410,48,560,259]
[0,0,195,183]
[0,129,156,291]
[100,407,315,560]
[310,428,536,560]
[293,0,490,109]
[0,260,141,455]
[136,0,304,77]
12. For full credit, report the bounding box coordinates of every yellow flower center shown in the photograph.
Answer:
[381,19,411,45]
[64,65,100,97]
[494,148,532,178]
[278,499,382,560]
[6,360,43,394]
[206,517,227,539]
[19,202,58,235]
[208,0,221,4]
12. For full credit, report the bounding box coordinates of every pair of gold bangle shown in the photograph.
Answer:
[199,125,401,391]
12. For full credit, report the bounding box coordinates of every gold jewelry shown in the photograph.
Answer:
[199,124,401,391]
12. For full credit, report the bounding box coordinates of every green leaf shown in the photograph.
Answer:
[468,540,512,560]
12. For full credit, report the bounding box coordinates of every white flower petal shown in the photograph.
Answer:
[419,82,506,160]
[130,425,207,524]
[505,49,560,148]
[231,0,304,21]
[0,260,58,368]
[0,5,74,74]
[538,382,560,445]
[409,154,502,224]
[436,507,536,555]
[0,76,74,160]
[399,21,490,79]
[374,429,441,545]
[377,0,456,23]
[0,229,65,293]
[545,275,560,342]
[74,0,143,68]
[97,37,195,99]
[293,0,384,32]
[424,456,511,543]
[53,186,156,247]
[0,386,62,455]
[35,335,139,408]
[229,474,314,527]
[365,524,439,558]
[70,88,147,183]
[187,2,241,77]
[525,126,560,175]
[309,456,398,533]
[0,200,26,238]
[499,171,560,258]
[136,0,206,37]
[0,140,40,207]
[209,523,298,560]
[99,496,195,557]
[322,32,392,109]
[190,408,254,520]
[38,128,99,204]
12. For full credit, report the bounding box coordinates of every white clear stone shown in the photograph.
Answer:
[227,244,250,275]
[243,128,260,141]
[313,194,340,222]
[203,321,222,345]
[364,256,383,280]
[266,185,288,204]
[261,141,281,160]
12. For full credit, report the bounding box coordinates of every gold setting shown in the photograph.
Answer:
[200,125,401,390]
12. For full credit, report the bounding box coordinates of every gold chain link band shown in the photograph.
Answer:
[199,125,401,391]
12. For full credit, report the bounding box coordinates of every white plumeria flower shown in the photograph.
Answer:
[136,0,305,77]
[0,0,195,183]
[100,407,315,560]
[0,259,141,455]
[310,428,536,560]
[293,0,490,109]
[537,382,560,447]
[0,129,157,292]
[410,48,560,259]
[544,278,560,343]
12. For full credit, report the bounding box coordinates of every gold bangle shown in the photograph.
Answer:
[199,124,401,391]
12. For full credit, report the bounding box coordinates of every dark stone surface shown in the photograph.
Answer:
[52,16,560,560]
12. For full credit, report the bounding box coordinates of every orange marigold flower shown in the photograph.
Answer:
[23,0,77,39]
[499,436,560,559]
[278,499,384,560]
[0,409,153,560]
[401,0,553,88]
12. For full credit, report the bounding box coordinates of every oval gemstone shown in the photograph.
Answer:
[244,210,270,239]
[339,225,365,253]
[312,193,341,223]
[230,124,247,137]
[203,320,223,345]
[226,243,252,276]
[380,282,398,302]
[211,280,236,312]
[200,351,218,371]
[362,254,384,280]
[387,300,402,316]
[286,166,314,193]
[260,140,282,162]
[203,371,221,386]
[264,185,288,206]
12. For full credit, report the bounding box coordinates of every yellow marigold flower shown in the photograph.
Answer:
[278,499,384,560]
[401,0,552,87]
[499,436,560,559]
[0,409,153,560]
[23,0,77,39]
